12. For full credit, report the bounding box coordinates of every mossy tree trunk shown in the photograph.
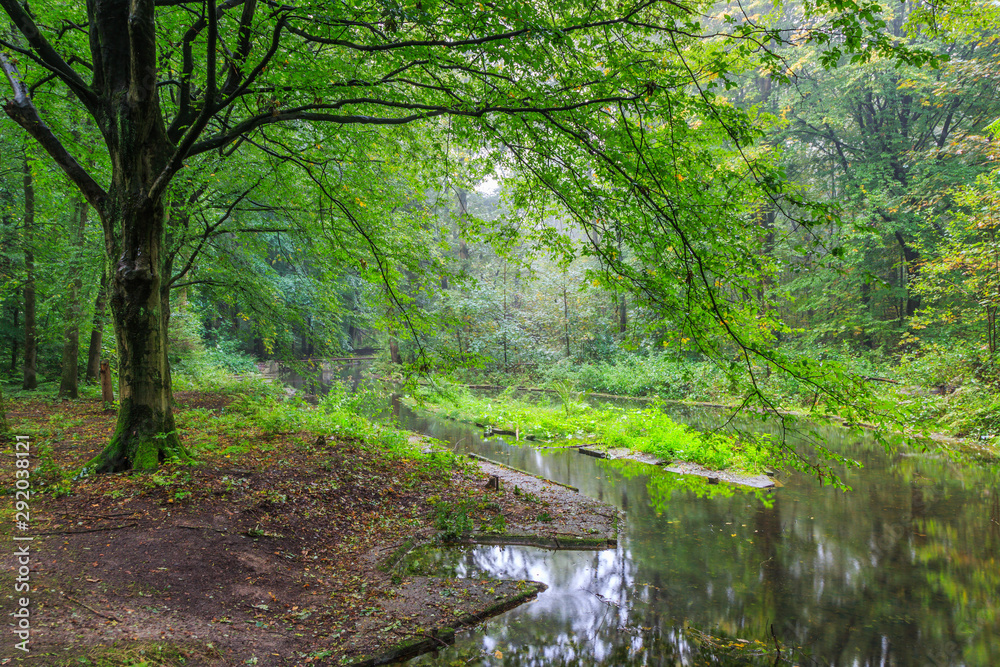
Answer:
[84,24,192,470]
[0,0,202,472]
[8,305,17,373]
[89,195,189,472]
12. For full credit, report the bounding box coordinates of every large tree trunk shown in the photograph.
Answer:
[85,270,109,383]
[59,199,88,398]
[21,155,36,391]
[89,199,189,472]
[82,0,190,472]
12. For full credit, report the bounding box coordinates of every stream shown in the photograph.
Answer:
[277,363,1000,666]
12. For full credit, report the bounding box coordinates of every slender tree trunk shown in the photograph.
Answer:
[894,231,921,319]
[757,206,777,308]
[305,317,314,358]
[100,359,114,404]
[58,284,82,398]
[563,285,570,359]
[85,270,109,383]
[0,384,7,433]
[502,264,509,368]
[9,305,18,373]
[59,199,88,398]
[617,294,627,336]
[21,155,36,391]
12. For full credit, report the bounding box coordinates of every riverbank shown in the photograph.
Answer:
[0,389,617,666]
[402,386,777,479]
[405,377,1000,468]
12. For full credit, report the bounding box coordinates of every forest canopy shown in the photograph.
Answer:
[2,0,998,475]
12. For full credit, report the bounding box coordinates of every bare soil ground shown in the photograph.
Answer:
[0,392,616,666]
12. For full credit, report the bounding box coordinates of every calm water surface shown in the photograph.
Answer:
[284,364,1000,666]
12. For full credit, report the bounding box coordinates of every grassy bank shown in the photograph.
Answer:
[436,346,1000,461]
[0,376,608,666]
[407,383,774,474]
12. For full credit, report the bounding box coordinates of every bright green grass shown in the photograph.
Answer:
[409,386,773,473]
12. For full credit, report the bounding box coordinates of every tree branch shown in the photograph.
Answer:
[214,14,287,113]
[168,177,263,288]
[190,93,642,156]
[220,0,257,97]
[0,0,100,115]
[1,52,107,214]
[282,1,673,53]
[165,0,250,141]
[150,0,219,204]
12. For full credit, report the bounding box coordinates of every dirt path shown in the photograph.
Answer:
[0,393,617,666]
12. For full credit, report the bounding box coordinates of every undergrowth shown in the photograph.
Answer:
[408,383,772,473]
[48,640,220,666]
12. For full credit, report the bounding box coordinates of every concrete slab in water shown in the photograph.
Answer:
[662,461,779,488]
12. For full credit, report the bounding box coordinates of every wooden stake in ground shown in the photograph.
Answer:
[100,360,114,405]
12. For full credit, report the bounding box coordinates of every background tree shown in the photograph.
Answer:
[773,11,1000,349]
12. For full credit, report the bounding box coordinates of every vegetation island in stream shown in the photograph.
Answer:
[405,381,777,480]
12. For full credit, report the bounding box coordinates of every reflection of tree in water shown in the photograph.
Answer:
[417,615,799,666]
[404,411,1000,666]
[410,539,802,665]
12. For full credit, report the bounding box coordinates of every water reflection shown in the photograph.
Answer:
[271,363,1000,665]
[401,406,999,665]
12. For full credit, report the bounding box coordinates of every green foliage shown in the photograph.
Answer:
[2,0,994,473]
[544,355,725,400]
[34,442,71,497]
[318,379,395,424]
[775,15,1000,362]
[548,379,581,415]
[909,168,1000,354]
[412,387,773,473]
[208,381,469,474]
[431,500,474,541]
[169,304,262,391]
[898,341,977,388]
[480,512,507,534]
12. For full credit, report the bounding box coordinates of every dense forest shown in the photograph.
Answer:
[3,1,1000,665]
[2,0,999,465]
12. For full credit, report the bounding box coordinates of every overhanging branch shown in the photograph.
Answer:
[189,93,642,156]
[1,52,107,214]
[0,0,101,116]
